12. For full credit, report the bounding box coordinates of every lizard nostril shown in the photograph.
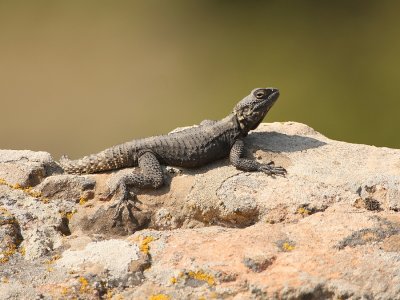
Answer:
[267,88,279,97]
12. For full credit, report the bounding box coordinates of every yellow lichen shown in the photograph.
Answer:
[79,276,89,292]
[187,270,215,286]
[0,207,15,225]
[0,218,15,225]
[0,243,17,263]
[209,292,218,298]
[0,179,19,190]
[79,197,88,205]
[105,289,114,299]
[282,242,295,252]
[12,183,22,190]
[139,236,155,254]
[41,197,50,204]
[0,206,11,214]
[0,178,42,199]
[45,254,61,265]
[19,246,26,256]
[60,210,75,220]
[23,187,42,198]
[1,277,9,283]
[297,207,310,216]
[149,294,170,300]
[171,270,216,286]
[170,276,177,284]
[61,287,69,296]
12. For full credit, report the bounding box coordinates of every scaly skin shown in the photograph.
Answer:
[60,88,286,223]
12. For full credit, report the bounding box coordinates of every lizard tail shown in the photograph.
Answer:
[59,144,133,174]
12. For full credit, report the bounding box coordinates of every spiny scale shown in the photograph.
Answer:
[60,143,133,174]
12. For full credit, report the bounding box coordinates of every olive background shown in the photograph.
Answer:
[1,1,399,159]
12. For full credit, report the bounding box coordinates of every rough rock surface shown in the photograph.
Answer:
[0,122,400,299]
[0,150,59,187]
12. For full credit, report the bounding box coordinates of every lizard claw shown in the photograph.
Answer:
[258,163,287,176]
[104,178,140,225]
[110,196,137,222]
[110,193,140,226]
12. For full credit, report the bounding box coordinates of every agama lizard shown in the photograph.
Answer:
[60,88,286,221]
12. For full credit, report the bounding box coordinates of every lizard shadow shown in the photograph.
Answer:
[247,131,327,153]
[121,131,326,229]
[131,131,327,200]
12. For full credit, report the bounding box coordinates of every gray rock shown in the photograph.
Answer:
[0,150,59,187]
[56,239,143,287]
[34,174,96,203]
[0,186,67,261]
[0,206,21,260]
[1,122,400,299]
[243,254,276,272]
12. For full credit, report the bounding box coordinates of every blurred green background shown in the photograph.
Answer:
[1,1,399,159]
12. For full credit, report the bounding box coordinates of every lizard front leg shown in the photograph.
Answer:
[107,150,164,223]
[230,139,286,175]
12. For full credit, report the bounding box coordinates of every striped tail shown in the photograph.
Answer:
[59,144,134,174]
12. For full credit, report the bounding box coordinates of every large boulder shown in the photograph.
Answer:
[1,122,400,299]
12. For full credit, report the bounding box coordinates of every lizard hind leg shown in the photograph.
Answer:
[106,151,164,225]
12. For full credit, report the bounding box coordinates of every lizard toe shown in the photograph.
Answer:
[259,164,287,176]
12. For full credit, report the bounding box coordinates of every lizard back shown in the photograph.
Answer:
[60,114,242,174]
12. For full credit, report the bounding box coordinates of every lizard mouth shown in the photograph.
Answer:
[267,89,280,101]
[260,88,280,111]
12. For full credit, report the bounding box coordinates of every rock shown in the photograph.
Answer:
[0,207,22,263]
[0,150,59,187]
[1,122,400,299]
[68,122,400,234]
[21,225,64,260]
[34,174,96,203]
[0,185,68,261]
[243,254,277,273]
[55,239,144,287]
[122,212,400,300]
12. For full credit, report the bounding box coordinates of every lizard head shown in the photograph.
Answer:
[233,87,280,133]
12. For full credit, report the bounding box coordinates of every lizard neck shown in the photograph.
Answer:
[221,113,249,137]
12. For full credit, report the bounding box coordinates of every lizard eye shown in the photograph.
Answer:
[255,91,265,99]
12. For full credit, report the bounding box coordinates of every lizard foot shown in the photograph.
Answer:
[104,178,141,226]
[258,161,287,176]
